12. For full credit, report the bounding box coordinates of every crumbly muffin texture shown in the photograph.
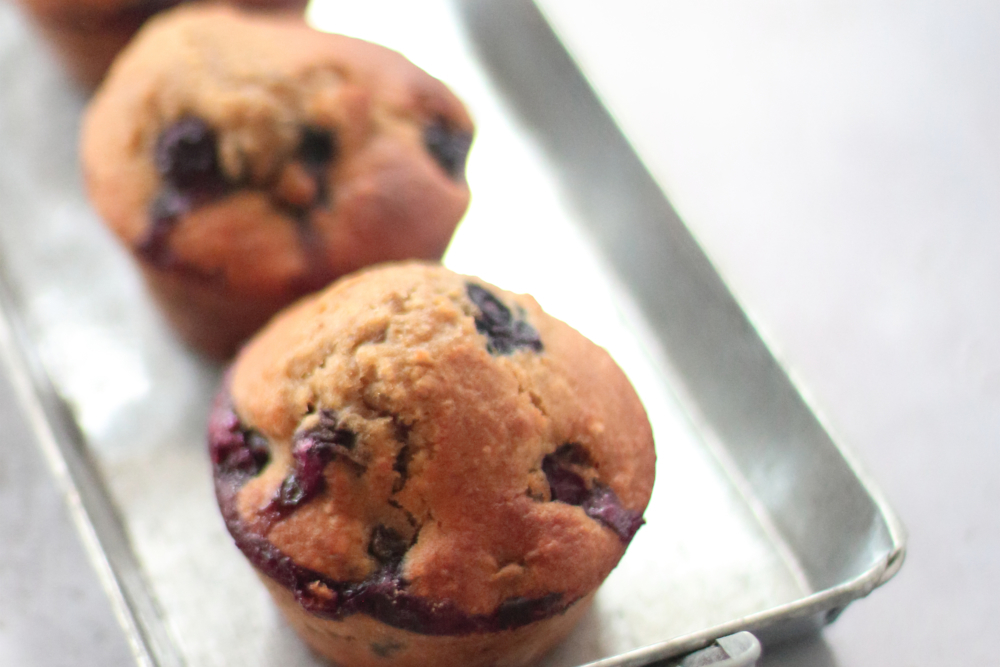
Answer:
[209,263,656,665]
[81,5,473,357]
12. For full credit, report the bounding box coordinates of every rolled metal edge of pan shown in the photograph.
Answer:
[0,255,183,667]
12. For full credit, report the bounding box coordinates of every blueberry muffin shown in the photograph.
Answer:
[80,5,473,358]
[13,0,308,90]
[208,262,656,667]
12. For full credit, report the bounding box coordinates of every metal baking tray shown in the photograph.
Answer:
[0,0,904,665]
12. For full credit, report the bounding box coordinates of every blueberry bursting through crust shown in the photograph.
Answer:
[466,283,544,355]
[424,117,473,181]
[139,117,230,268]
[137,115,472,271]
[208,285,644,634]
[209,391,568,634]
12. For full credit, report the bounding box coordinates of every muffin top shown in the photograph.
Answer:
[81,5,472,300]
[210,263,656,632]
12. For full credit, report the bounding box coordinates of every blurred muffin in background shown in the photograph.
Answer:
[13,0,308,90]
[80,5,474,359]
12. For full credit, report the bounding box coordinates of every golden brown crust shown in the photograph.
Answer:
[80,6,472,357]
[224,263,655,617]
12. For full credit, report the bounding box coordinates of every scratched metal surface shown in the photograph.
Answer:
[0,0,900,665]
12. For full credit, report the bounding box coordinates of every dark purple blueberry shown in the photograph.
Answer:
[154,117,222,190]
[137,187,190,266]
[297,126,337,167]
[542,457,588,505]
[276,471,312,508]
[546,442,593,467]
[583,485,645,543]
[393,418,412,446]
[302,409,357,450]
[466,283,543,355]
[424,117,472,180]
[144,118,230,262]
[511,320,541,346]
[149,186,191,221]
[368,525,409,568]
[272,411,358,512]
[275,439,333,507]
[208,398,270,480]
[539,444,644,543]
[542,443,593,505]
[284,126,337,213]
[469,283,512,327]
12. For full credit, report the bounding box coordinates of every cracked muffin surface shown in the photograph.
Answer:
[81,5,473,358]
[209,262,655,666]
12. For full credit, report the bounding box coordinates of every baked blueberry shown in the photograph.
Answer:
[368,525,409,568]
[541,443,644,542]
[424,117,472,180]
[583,486,645,543]
[141,118,231,263]
[155,117,223,190]
[297,126,337,167]
[541,443,591,505]
[466,283,543,355]
[208,396,270,481]
[138,187,190,265]
[275,411,357,510]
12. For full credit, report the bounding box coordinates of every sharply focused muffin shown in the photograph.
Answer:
[81,6,473,359]
[13,0,308,90]
[208,262,656,667]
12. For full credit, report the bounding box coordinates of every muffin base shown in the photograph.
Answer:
[141,265,295,360]
[259,571,596,667]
